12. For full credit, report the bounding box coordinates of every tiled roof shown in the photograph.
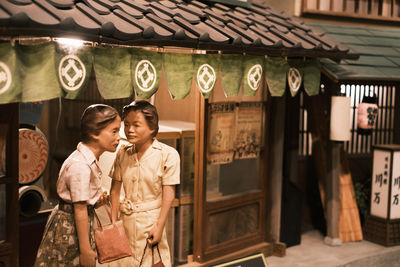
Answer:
[309,23,400,81]
[0,0,354,59]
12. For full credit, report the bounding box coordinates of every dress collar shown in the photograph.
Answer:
[77,142,97,165]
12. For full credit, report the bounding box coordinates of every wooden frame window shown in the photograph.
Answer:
[194,89,268,263]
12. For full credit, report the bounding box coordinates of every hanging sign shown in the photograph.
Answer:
[303,58,321,96]
[94,47,133,99]
[0,43,20,104]
[56,45,93,99]
[242,56,264,96]
[265,57,289,97]
[193,54,219,99]
[287,59,304,97]
[235,102,262,159]
[221,54,243,97]
[207,103,236,165]
[16,43,62,102]
[163,53,193,100]
[131,49,162,99]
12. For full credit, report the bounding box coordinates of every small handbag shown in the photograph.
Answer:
[139,242,165,267]
[93,203,132,263]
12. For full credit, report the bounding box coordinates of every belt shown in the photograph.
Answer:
[120,198,162,215]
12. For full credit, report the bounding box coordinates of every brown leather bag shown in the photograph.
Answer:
[139,242,165,267]
[94,204,132,263]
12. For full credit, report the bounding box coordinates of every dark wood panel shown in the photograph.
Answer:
[0,103,19,267]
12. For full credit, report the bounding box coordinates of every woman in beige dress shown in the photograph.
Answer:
[109,100,180,267]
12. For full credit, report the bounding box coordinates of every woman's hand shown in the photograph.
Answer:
[147,224,162,245]
[95,191,109,208]
[79,248,97,267]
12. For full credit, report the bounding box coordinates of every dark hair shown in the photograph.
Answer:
[122,100,159,138]
[81,104,119,143]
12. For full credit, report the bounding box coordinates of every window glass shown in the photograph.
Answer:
[206,158,260,199]
[207,203,259,246]
[206,102,263,200]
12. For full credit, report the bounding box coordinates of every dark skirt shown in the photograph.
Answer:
[34,202,96,267]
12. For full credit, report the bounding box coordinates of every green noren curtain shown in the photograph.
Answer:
[265,57,289,97]
[242,55,265,96]
[131,48,162,99]
[94,47,132,99]
[16,43,62,102]
[55,45,93,99]
[0,43,21,104]
[193,54,220,99]
[220,54,243,97]
[303,58,321,96]
[287,58,304,97]
[163,53,193,100]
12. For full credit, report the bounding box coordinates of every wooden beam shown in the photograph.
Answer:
[266,96,286,243]
[193,90,206,262]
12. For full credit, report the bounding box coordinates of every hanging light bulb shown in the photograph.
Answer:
[55,38,84,54]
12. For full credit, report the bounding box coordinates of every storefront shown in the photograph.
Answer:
[0,0,354,266]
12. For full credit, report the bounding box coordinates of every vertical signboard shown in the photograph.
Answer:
[390,151,400,219]
[370,149,391,218]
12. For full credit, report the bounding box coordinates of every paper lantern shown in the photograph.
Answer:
[330,96,351,141]
[357,94,378,135]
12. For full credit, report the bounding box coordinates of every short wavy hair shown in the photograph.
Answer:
[80,104,119,143]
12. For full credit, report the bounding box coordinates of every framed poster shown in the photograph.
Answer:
[207,103,236,165]
[235,102,262,159]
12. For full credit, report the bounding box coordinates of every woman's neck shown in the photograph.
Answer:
[84,142,103,161]
[134,139,153,160]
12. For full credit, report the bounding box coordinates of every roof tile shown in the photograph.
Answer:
[83,0,110,15]
[0,0,352,59]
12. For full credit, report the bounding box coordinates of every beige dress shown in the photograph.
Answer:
[109,139,180,267]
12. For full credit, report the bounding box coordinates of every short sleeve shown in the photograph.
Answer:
[109,147,123,181]
[64,162,91,203]
[162,147,180,185]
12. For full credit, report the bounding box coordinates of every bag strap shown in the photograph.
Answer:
[139,242,147,267]
[139,242,163,267]
[93,200,113,229]
[94,209,102,228]
[153,244,163,263]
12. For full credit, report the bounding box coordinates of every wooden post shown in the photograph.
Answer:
[266,96,286,243]
[324,141,342,245]
[193,89,206,262]
[332,0,344,12]
[382,0,392,16]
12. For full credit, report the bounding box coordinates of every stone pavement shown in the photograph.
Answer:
[265,230,400,267]
[97,229,400,267]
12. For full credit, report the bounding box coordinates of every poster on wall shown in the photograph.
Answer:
[235,102,262,159]
[207,103,236,165]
